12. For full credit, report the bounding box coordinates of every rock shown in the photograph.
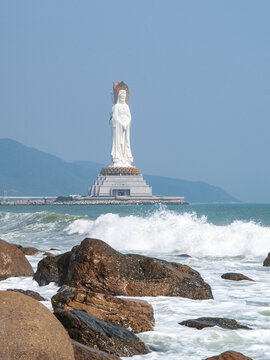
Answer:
[54,309,148,357]
[7,289,46,301]
[205,350,253,360]
[35,238,212,300]
[51,286,154,333]
[176,254,191,258]
[0,238,33,280]
[221,273,254,281]
[71,339,120,360]
[16,244,41,255]
[0,291,75,360]
[179,317,252,330]
[33,254,59,285]
[33,251,71,285]
[43,252,55,256]
[263,252,270,266]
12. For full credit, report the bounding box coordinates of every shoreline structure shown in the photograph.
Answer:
[0,197,188,206]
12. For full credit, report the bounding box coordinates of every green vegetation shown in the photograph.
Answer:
[55,196,73,202]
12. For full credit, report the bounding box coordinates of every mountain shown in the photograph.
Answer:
[0,138,239,203]
[144,175,238,203]
[0,138,93,196]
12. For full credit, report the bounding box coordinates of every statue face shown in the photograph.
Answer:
[118,90,126,103]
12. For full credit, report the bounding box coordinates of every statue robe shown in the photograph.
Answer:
[110,103,133,167]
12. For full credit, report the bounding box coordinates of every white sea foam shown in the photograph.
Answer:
[65,210,270,258]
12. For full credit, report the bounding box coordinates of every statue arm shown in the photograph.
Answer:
[111,105,117,126]
[127,105,131,122]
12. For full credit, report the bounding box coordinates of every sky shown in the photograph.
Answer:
[0,1,270,202]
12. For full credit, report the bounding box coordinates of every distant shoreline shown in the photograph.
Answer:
[0,198,188,206]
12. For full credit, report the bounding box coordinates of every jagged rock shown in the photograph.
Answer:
[0,291,75,360]
[16,244,41,255]
[51,286,154,333]
[71,339,120,360]
[221,273,254,281]
[35,238,212,300]
[7,289,46,301]
[205,350,253,360]
[54,309,148,357]
[0,238,33,280]
[179,317,252,330]
[33,251,72,285]
[263,253,270,266]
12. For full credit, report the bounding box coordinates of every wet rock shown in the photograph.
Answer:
[33,254,59,285]
[263,252,270,266]
[176,254,191,258]
[54,309,148,357]
[179,317,252,330]
[50,238,212,299]
[16,244,41,255]
[51,286,154,333]
[7,289,46,301]
[0,238,33,280]
[221,273,254,281]
[205,350,253,360]
[71,339,120,360]
[0,291,75,360]
[33,251,71,285]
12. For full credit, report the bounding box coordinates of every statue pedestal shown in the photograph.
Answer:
[89,170,152,198]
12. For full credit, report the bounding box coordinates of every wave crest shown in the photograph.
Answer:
[65,209,270,258]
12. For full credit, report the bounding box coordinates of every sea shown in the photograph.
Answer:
[0,203,270,360]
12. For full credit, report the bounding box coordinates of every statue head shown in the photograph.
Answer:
[113,81,129,104]
[118,90,126,104]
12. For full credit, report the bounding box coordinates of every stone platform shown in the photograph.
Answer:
[88,166,187,204]
[89,173,152,197]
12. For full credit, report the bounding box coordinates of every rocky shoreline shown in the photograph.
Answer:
[0,236,265,359]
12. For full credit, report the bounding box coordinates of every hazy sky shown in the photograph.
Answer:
[0,1,270,202]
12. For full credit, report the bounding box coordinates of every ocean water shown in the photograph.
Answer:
[0,203,270,359]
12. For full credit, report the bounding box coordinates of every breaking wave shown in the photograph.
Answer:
[65,209,270,258]
[0,208,269,258]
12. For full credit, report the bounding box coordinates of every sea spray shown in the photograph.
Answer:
[65,210,270,258]
[0,208,269,259]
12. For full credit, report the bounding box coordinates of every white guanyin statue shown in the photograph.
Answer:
[110,82,134,167]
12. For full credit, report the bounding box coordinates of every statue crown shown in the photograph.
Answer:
[113,81,130,103]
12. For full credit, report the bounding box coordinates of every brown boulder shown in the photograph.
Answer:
[180,317,252,330]
[0,291,74,360]
[263,252,270,266]
[221,273,254,281]
[7,289,46,301]
[33,251,71,285]
[54,309,148,357]
[72,339,120,360]
[51,286,154,333]
[68,238,213,299]
[35,238,212,300]
[205,350,253,360]
[16,244,41,255]
[0,238,33,280]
